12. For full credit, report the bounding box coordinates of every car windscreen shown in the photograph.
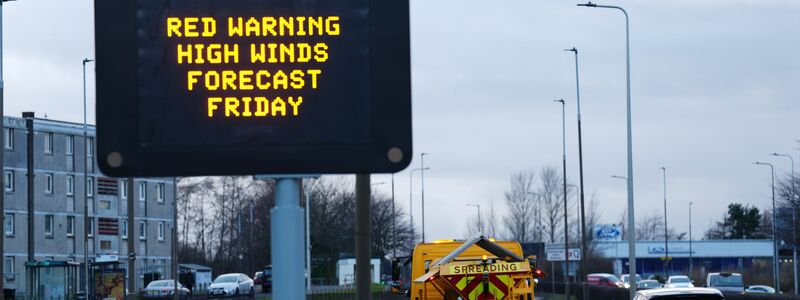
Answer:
[148,281,171,287]
[641,281,661,288]
[214,275,239,283]
[607,275,622,283]
[709,275,743,287]
[671,277,690,283]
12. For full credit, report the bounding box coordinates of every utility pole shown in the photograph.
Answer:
[24,112,34,293]
[355,175,372,300]
[689,202,693,277]
[661,167,669,277]
[173,178,178,300]
[82,58,94,299]
[554,99,569,299]
[127,178,136,299]
[420,153,428,243]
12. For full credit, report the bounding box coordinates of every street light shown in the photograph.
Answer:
[564,47,589,295]
[554,98,570,298]
[755,161,779,291]
[421,153,429,243]
[466,204,481,235]
[771,153,797,294]
[409,167,429,248]
[580,2,637,298]
[82,57,95,297]
[0,1,18,295]
[660,167,669,277]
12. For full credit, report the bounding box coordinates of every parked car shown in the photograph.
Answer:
[261,266,273,292]
[587,273,624,288]
[253,271,263,285]
[745,285,776,294]
[621,274,643,288]
[664,275,694,288]
[705,272,744,294]
[141,280,191,299]
[634,287,724,300]
[208,273,255,298]
[637,280,663,290]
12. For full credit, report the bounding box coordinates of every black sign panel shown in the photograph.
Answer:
[95,0,411,177]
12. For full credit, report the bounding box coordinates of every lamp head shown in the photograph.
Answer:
[564,47,578,53]
[83,58,94,64]
[553,99,565,103]
[578,2,597,7]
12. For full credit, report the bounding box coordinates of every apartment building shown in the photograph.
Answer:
[1,115,176,294]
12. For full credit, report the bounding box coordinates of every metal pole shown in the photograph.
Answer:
[566,46,589,300]
[24,112,34,297]
[555,99,569,298]
[391,174,396,258]
[355,174,372,300]
[305,183,312,292]
[421,153,428,243]
[661,167,668,276]
[127,178,136,299]
[82,58,94,298]
[689,202,693,277]
[772,153,797,294]
[578,3,636,298]
[756,162,779,290]
[409,170,414,249]
[173,178,178,300]
[271,178,304,299]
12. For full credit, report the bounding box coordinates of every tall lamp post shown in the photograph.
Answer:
[82,58,94,297]
[755,161,779,291]
[466,204,481,235]
[660,167,669,276]
[0,1,14,294]
[771,153,796,294]
[565,45,589,300]
[579,2,636,298]
[391,174,396,258]
[554,98,569,298]
[420,153,429,243]
[409,167,429,249]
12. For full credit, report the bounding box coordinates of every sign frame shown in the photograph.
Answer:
[94,0,412,177]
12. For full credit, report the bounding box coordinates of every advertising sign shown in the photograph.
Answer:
[593,224,622,241]
[95,0,412,176]
[94,269,126,300]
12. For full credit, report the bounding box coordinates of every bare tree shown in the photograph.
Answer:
[503,171,537,243]
[539,166,566,243]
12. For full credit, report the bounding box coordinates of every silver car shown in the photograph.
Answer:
[208,273,255,298]
[634,287,724,300]
[142,280,191,300]
[664,275,694,288]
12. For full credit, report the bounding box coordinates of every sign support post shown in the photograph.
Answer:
[355,174,372,299]
[271,178,305,299]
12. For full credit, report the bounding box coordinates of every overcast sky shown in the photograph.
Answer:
[3,0,799,242]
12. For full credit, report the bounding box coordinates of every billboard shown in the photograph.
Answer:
[95,0,412,176]
[593,224,622,241]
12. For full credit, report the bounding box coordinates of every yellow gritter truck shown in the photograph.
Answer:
[395,236,545,300]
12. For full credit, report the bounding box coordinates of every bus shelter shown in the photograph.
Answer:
[25,261,80,300]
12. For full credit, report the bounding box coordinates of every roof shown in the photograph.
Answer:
[179,263,212,271]
[637,287,723,296]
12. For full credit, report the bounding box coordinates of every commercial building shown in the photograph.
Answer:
[2,115,176,295]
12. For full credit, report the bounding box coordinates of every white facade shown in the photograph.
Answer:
[336,258,380,286]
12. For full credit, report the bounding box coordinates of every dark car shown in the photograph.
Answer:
[705,272,744,294]
[637,280,663,290]
[261,266,273,293]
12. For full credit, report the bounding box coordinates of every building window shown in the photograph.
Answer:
[67,216,75,237]
[4,257,13,276]
[122,220,128,239]
[66,175,74,196]
[45,173,54,194]
[98,200,111,210]
[4,170,13,192]
[139,222,146,240]
[100,240,112,251]
[120,180,128,199]
[66,135,74,155]
[44,132,53,154]
[87,177,94,197]
[139,182,147,201]
[4,213,13,236]
[88,218,95,236]
[158,221,165,240]
[4,128,13,150]
[45,215,54,236]
[86,138,94,158]
[156,183,165,203]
